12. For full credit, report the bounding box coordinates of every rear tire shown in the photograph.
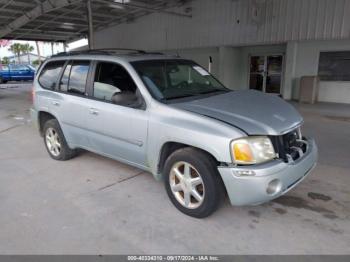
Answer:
[43,119,77,161]
[163,147,225,218]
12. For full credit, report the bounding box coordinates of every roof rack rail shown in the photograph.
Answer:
[52,48,163,57]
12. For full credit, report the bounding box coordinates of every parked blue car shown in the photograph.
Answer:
[0,64,35,83]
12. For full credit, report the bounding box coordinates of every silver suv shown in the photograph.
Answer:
[31,49,318,218]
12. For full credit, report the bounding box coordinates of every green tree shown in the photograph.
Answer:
[1,56,10,64]
[8,43,23,63]
[32,59,40,66]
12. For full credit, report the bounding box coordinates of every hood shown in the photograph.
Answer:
[171,90,303,135]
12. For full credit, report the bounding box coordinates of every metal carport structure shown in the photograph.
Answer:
[0,0,191,48]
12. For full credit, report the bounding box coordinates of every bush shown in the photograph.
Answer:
[32,60,40,66]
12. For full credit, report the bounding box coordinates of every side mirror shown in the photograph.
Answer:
[111,91,139,107]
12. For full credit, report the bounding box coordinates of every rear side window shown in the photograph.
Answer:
[65,61,90,95]
[12,65,28,70]
[39,61,65,90]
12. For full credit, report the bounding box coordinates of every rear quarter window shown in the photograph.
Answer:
[38,61,65,90]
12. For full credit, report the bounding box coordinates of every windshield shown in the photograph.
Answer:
[131,60,229,101]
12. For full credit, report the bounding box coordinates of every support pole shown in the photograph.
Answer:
[86,0,94,50]
[51,42,54,55]
[35,41,41,63]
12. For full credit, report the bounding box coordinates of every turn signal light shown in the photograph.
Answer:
[233,143,254,163]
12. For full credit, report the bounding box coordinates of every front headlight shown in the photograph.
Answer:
[231,136,276,165]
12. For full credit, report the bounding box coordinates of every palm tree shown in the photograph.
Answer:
[22,43,35,64]
[8,43,22,63]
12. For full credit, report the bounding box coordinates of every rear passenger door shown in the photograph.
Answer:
[37,60,66,115]
[85,61,149,168]
[46,60,92,148]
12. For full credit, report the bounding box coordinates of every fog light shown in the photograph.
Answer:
[266,179,282,195]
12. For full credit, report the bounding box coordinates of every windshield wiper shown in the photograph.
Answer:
[165,94,197,100]
[199,89,227,95]
[165,89,227,101]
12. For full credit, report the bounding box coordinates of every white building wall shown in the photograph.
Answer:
[283,41,298,100]
[94,0,350,50]
[318,82,350,104]
[219,47,244,89]
[9,53,45,64]
[291,39,350,103]
[93,0,350,103]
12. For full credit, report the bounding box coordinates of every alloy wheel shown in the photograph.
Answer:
[169,161,205,209]
[45,127,61,157]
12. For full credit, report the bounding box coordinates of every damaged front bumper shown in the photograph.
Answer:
[218,138,318,206]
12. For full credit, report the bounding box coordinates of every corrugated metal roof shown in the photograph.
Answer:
[0,0,191,42]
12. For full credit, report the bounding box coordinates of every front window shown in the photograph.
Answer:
[132,60,228,101]
[93,61,137,102]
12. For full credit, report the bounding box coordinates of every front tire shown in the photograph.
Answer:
[43,119,77,161]
[163,147,225,218]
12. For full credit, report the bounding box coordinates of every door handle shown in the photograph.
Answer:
[89,108,99,115]
[52,101,60,106]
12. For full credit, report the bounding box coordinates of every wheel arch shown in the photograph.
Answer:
[38,111,57,136]
[157,141,224,176]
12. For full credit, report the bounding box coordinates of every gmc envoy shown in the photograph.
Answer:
[31,49,318,218]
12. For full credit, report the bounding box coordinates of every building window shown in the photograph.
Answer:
[318,52,350,81]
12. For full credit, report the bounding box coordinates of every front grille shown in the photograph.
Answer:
[270,128,308,163]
